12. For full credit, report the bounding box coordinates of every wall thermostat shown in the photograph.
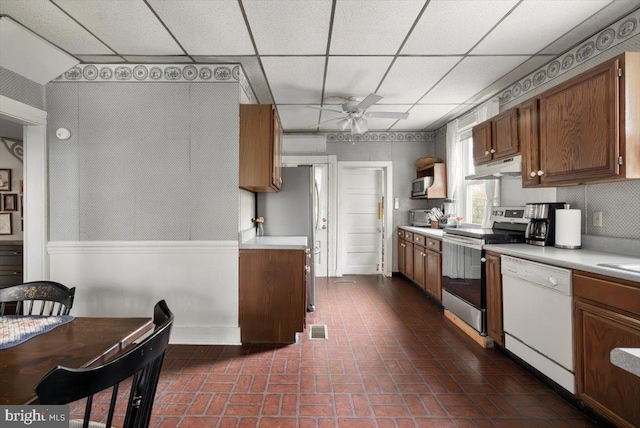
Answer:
[56,128,71,140]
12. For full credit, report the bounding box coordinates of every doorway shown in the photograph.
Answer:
[338,161,393,277]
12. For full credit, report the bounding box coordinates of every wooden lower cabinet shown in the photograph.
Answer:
[413,245,426,288]
[398,235,406,274]
[424,249,441,301]
[574,271,640,428]
[397,229,442,303]
[239,248,306,344]
[485,252,503,346]
[403,241,414,280]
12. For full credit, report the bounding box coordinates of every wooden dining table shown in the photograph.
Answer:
[0,316,153,405]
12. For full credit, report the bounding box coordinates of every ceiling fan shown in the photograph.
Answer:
[306,93,409,134]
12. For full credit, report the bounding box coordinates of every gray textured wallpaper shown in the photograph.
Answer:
[47,81,239,241]
[0,66,46,110]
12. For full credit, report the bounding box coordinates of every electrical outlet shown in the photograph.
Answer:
[592,211,603,227]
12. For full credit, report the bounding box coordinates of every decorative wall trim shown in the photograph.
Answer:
[47,240,238,254]
[326,131,436,143]
[54,63,242,83]
[500,9,640,104]
[434,126,447,140]
[1,137,23,163]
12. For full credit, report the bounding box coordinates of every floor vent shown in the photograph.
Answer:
[309,324,328,340]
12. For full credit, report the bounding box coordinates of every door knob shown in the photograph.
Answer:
[537,170,544,176]
[530,171,536,177]
[490,149,496,153]
[484,150,489,155]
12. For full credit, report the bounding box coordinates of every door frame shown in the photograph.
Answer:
[0,95,48,282]
[337,161,393,277]
[283,155,338,277]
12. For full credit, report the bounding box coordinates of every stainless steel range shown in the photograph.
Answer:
[441,207,529,335]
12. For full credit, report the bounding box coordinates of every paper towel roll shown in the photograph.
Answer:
[555,209,582,249]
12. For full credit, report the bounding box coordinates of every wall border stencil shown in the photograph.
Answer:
[499,9,640,105]
[1,137,23,163]
[326,131,435,143]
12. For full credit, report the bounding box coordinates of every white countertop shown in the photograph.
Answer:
[398,226,444,239]
[240,236,307,250]
[484,243,640,283]
[611,348,640,378]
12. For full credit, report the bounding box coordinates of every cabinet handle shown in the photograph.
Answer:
[415,237,420,241]
[305,248,310,254]
[305,265,310,273]
[13,252,20,255]
[484,150,489,155]
[537,170,544,176]
[490,149,496,154]
[530,171,536,177]
[422,253,426,258]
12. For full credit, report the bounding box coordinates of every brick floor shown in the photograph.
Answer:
[71,275,598,427]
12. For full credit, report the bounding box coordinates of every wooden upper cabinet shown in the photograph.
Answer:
[537,52,640,185]
[472,121,492,165]
[491,109,519,160]
[239,104,283,192]
[519,99,541,187]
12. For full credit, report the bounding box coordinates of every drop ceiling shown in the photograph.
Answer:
[1,0,638,132]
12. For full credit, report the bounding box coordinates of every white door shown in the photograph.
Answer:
[313,164,329,277]
[340,168,383,274]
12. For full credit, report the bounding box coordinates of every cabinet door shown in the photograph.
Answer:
[413,245,426,288]
[574,300,640,428]
[539,59,619,184]
[485,252,503,346]
[472,121,492,165]
[425,249,442,301]
[272,108,283,190]
[404,242,414,280]
[398,237,405,274]
[492,109,519,161]
[519,99,541,187]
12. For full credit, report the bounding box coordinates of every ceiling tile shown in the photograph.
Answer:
[390,104,459,130]
[472,0,612,55]
[402,0,518,55]
[420,56,530,104]
[376,56,461,104]
[194,56,272,104]
[243,0,332,55]
[123,56,193,63]
[324,56,394,102]
[277,105,322,131]
[261,56,325,104]
[54,0,183,55]
[330,0,426,54]
[147,0,254,55]
[76,55,126,63]
[0,0,112,54]
[540,0,640,54]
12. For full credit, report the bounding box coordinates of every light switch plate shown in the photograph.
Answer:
[592,211,603,227]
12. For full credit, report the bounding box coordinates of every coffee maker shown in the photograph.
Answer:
[524,202,566,246]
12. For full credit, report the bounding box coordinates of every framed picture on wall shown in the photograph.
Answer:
[0,213,11,235]
[0,169,10,191]
[3,194,18,211]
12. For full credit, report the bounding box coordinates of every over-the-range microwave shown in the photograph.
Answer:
[412,176,433,197]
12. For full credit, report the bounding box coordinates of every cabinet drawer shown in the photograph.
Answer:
[0,255,22,266]
[426,238,441,252]
[404,231,413,241]
[574,272,640,317]
[398,229,404,238]
[412,234,426,246]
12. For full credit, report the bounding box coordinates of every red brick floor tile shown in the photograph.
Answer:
[300,404,335,417]
[260,394,281,416]
[443,404,485,417]
[156,417,181,428]
[336,418,376,427]
[225,404,262,416]
[258,417,299,427]
[179,416,220,427]
[186,393,213,415]
[414,418,456,427]
[280,394,298,416]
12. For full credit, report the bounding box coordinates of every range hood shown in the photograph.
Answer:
[465,155,522,180]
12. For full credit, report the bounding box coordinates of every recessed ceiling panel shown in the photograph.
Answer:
[402,0,518,54]
[54,0,183,55]
[420,56,530,104]
[261,57,325,104]
[324,57,394,102]
[540,0,640,54]
[147,0,254,55]
[390,104,459,130]
[376,57,462,104]
[472,0,612,54]
[243,0,332,55]
[278,105,322,131]
[0,0,112,54]
[330,0,426,55]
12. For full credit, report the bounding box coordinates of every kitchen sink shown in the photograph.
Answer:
[597,263,640,273]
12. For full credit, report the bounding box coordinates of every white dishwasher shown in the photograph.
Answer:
[501,255,575,393]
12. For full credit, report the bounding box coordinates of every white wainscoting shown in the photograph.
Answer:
[47,241,240,345]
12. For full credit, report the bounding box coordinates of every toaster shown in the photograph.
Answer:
[409,209,430,227]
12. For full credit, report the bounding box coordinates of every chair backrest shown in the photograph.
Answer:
[0,281,75,316]
[36,300,174,428]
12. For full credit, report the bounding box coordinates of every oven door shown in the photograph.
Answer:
[441,235,486,334]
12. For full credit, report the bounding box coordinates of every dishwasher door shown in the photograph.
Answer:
[501,255,574,392]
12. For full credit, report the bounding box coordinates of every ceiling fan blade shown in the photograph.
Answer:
[356,93,383,111]
[304,106,344,114]
[364,111,410,120]
[307,116,346,128]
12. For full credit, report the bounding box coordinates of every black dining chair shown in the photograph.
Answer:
[36,300,174,428]
[0,281,75,316]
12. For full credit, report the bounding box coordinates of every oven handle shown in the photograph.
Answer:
[442,235,484,251]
